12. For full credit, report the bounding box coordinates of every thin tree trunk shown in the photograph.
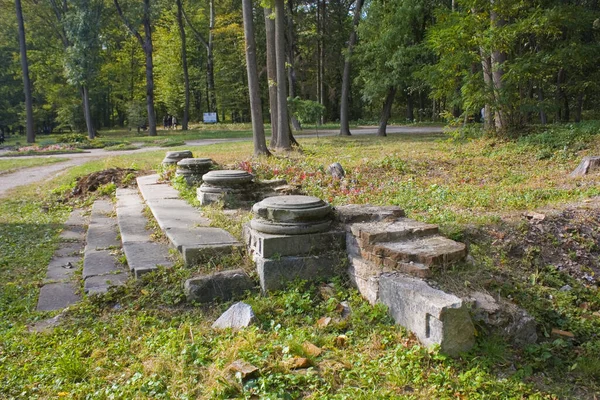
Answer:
[81,86,95,139]
[538,87,547,124]
[481,54,493,131]
[490,6,506,133]
[114,0,157,136]
[207,0,216,115]
[176,0,189,130]
[339,0,364,136]
[264,7,278,147]
[378,87,396,137]
[575,93,584,123]
[242,0,269,156]
[318,0,325,125]
[286,0,301,131]
[15,0,35,143]
[274,0,290,150]
[406,93,414,122]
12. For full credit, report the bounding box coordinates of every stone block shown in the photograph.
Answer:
[84,272,128,295]
[379,273,475,356]
[244,225,345,258]
[54,241,84,257]
[350,218,439,245]
[64,209,87,227]
[44,256,80,282]
[256,253,343,292]
[85,220,120,250]
[37,282,81,311]
[122,242,174,278]
[59,225,86,241]
[83,250,121,278]
[335,204,405,224]
[212,302,255,330]
[374,236,466,267]
[347,257,386,304]
[185,269,255,303]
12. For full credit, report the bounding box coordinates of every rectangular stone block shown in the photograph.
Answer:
[184,269,255,303]
[374,236,466,267]
[123,242,174,278]
[378,273,475,356]
[347,256,386,305]
[83,250,122,278]
[244,226,345,258]
[37,282,81,311]
[351,218,439,245]
[85,220,120,250]
[44,256,80,282]
[335,205,405,224]
[84,272,128,295]
[256,253,343,292]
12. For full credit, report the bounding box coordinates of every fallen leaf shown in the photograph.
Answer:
[317,316,331,328]
[551,328,575,338]
[303,342,322,357]
[334,334,347,348]
[288,357,311,369]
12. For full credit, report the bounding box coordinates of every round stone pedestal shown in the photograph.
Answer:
[197,170,254,206]
[162,150,193,166]
[250,195,332,235]
[176,158,213,185]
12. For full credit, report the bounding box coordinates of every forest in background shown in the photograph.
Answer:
[2,0,600,142]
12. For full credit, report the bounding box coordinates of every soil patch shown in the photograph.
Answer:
[69,168,139,198]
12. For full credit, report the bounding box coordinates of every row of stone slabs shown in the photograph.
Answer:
[37,201,128,311]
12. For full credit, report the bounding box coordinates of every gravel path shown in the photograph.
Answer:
[0,126,443,198]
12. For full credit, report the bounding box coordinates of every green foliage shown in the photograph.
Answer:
[288,97,325,127]
[57,133,89,144]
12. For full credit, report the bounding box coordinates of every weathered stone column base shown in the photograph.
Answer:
[254,253,344,292]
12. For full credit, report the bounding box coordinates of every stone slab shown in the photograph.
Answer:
[256,253,342,292]
[92,199,114,215]
[374,236,466,266]
[137,175,181,201]
[116,188,153,244]
[335,204,406,224]
[84,271,128,295]
[123,242,174,277]
[350,218,439,245]
[244,225,345,258]
[378,273,475,356]
[83,250,122,278]
[85,220,120,250]
[37,282,81,311]
[64,209,87,227]
[44,256,80,282]
[54,241,84,257]
[185,269,255,303]
[347,257,381,305]
[212,302,255,330]
[59,225,86,241]
[146,198,211,229]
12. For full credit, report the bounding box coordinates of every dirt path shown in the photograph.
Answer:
[0,126,443,198]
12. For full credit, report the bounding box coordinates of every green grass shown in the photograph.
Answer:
[2,122,600,398]
[0,157,69,174]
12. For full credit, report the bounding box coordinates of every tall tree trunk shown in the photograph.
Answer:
[406,93,414,122]
[575,93,584,123]
[81,86,95,139]
[538,87,547,125]
[490,6,506,133]
[15,0,35,143]
[378,87,396,137]
[242,0,269,156]
[114,0,157,136]
[176,0,190,130]
[264,7,278,148]
[207,0,216,115]
[317,0,324,125]
[339,0,364,136]
[274,0,290,150]
[481,54,493,131]
[286,0,301,131]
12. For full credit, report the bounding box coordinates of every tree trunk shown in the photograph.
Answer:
[538,86,547,125]
[406,93,414,122]
[318,0,325,125]
[490,5,507,133]
[574,93,584,123]
[339,0,364,136]
[274,0,290,150]
[242,0,269,156]
[143,6,157,137]
[207,0,216,115]
[15,0,35,143]
[176,0,190,130]
[81,86,95,139]
[286,0,301,131]
[481,54,493,131]
[378,87,396,137]
[570,156,600,177]
[264,7,278,148]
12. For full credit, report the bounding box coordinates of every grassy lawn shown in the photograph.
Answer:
[0,157,69,174]
[1,123,599,398]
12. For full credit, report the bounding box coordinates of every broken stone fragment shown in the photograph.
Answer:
[212,302,255,330]
[228,360,259,379]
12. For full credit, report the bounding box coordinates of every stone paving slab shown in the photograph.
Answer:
[123,242,174,278]
[44,256,80,282]
[59,225,86,241]
[53,241,84,257]
[37,282,81,311]
[374,236,467,266]
[64,208,87,227]
[85,200,120,250]
[83,250,122,278]
[84,272,128,295]
[137,174,241,266]
[116,188,151,243]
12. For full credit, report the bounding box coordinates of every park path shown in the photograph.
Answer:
[0,126,443,198]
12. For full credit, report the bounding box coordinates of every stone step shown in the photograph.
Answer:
[116,188,174,277]
[350,218,439,246]
[82,200,128,294]
[136,175,241,265]
[372,236,467,267]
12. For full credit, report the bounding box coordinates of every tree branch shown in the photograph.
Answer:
[182,5,209,50]
[113,0,144,46]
